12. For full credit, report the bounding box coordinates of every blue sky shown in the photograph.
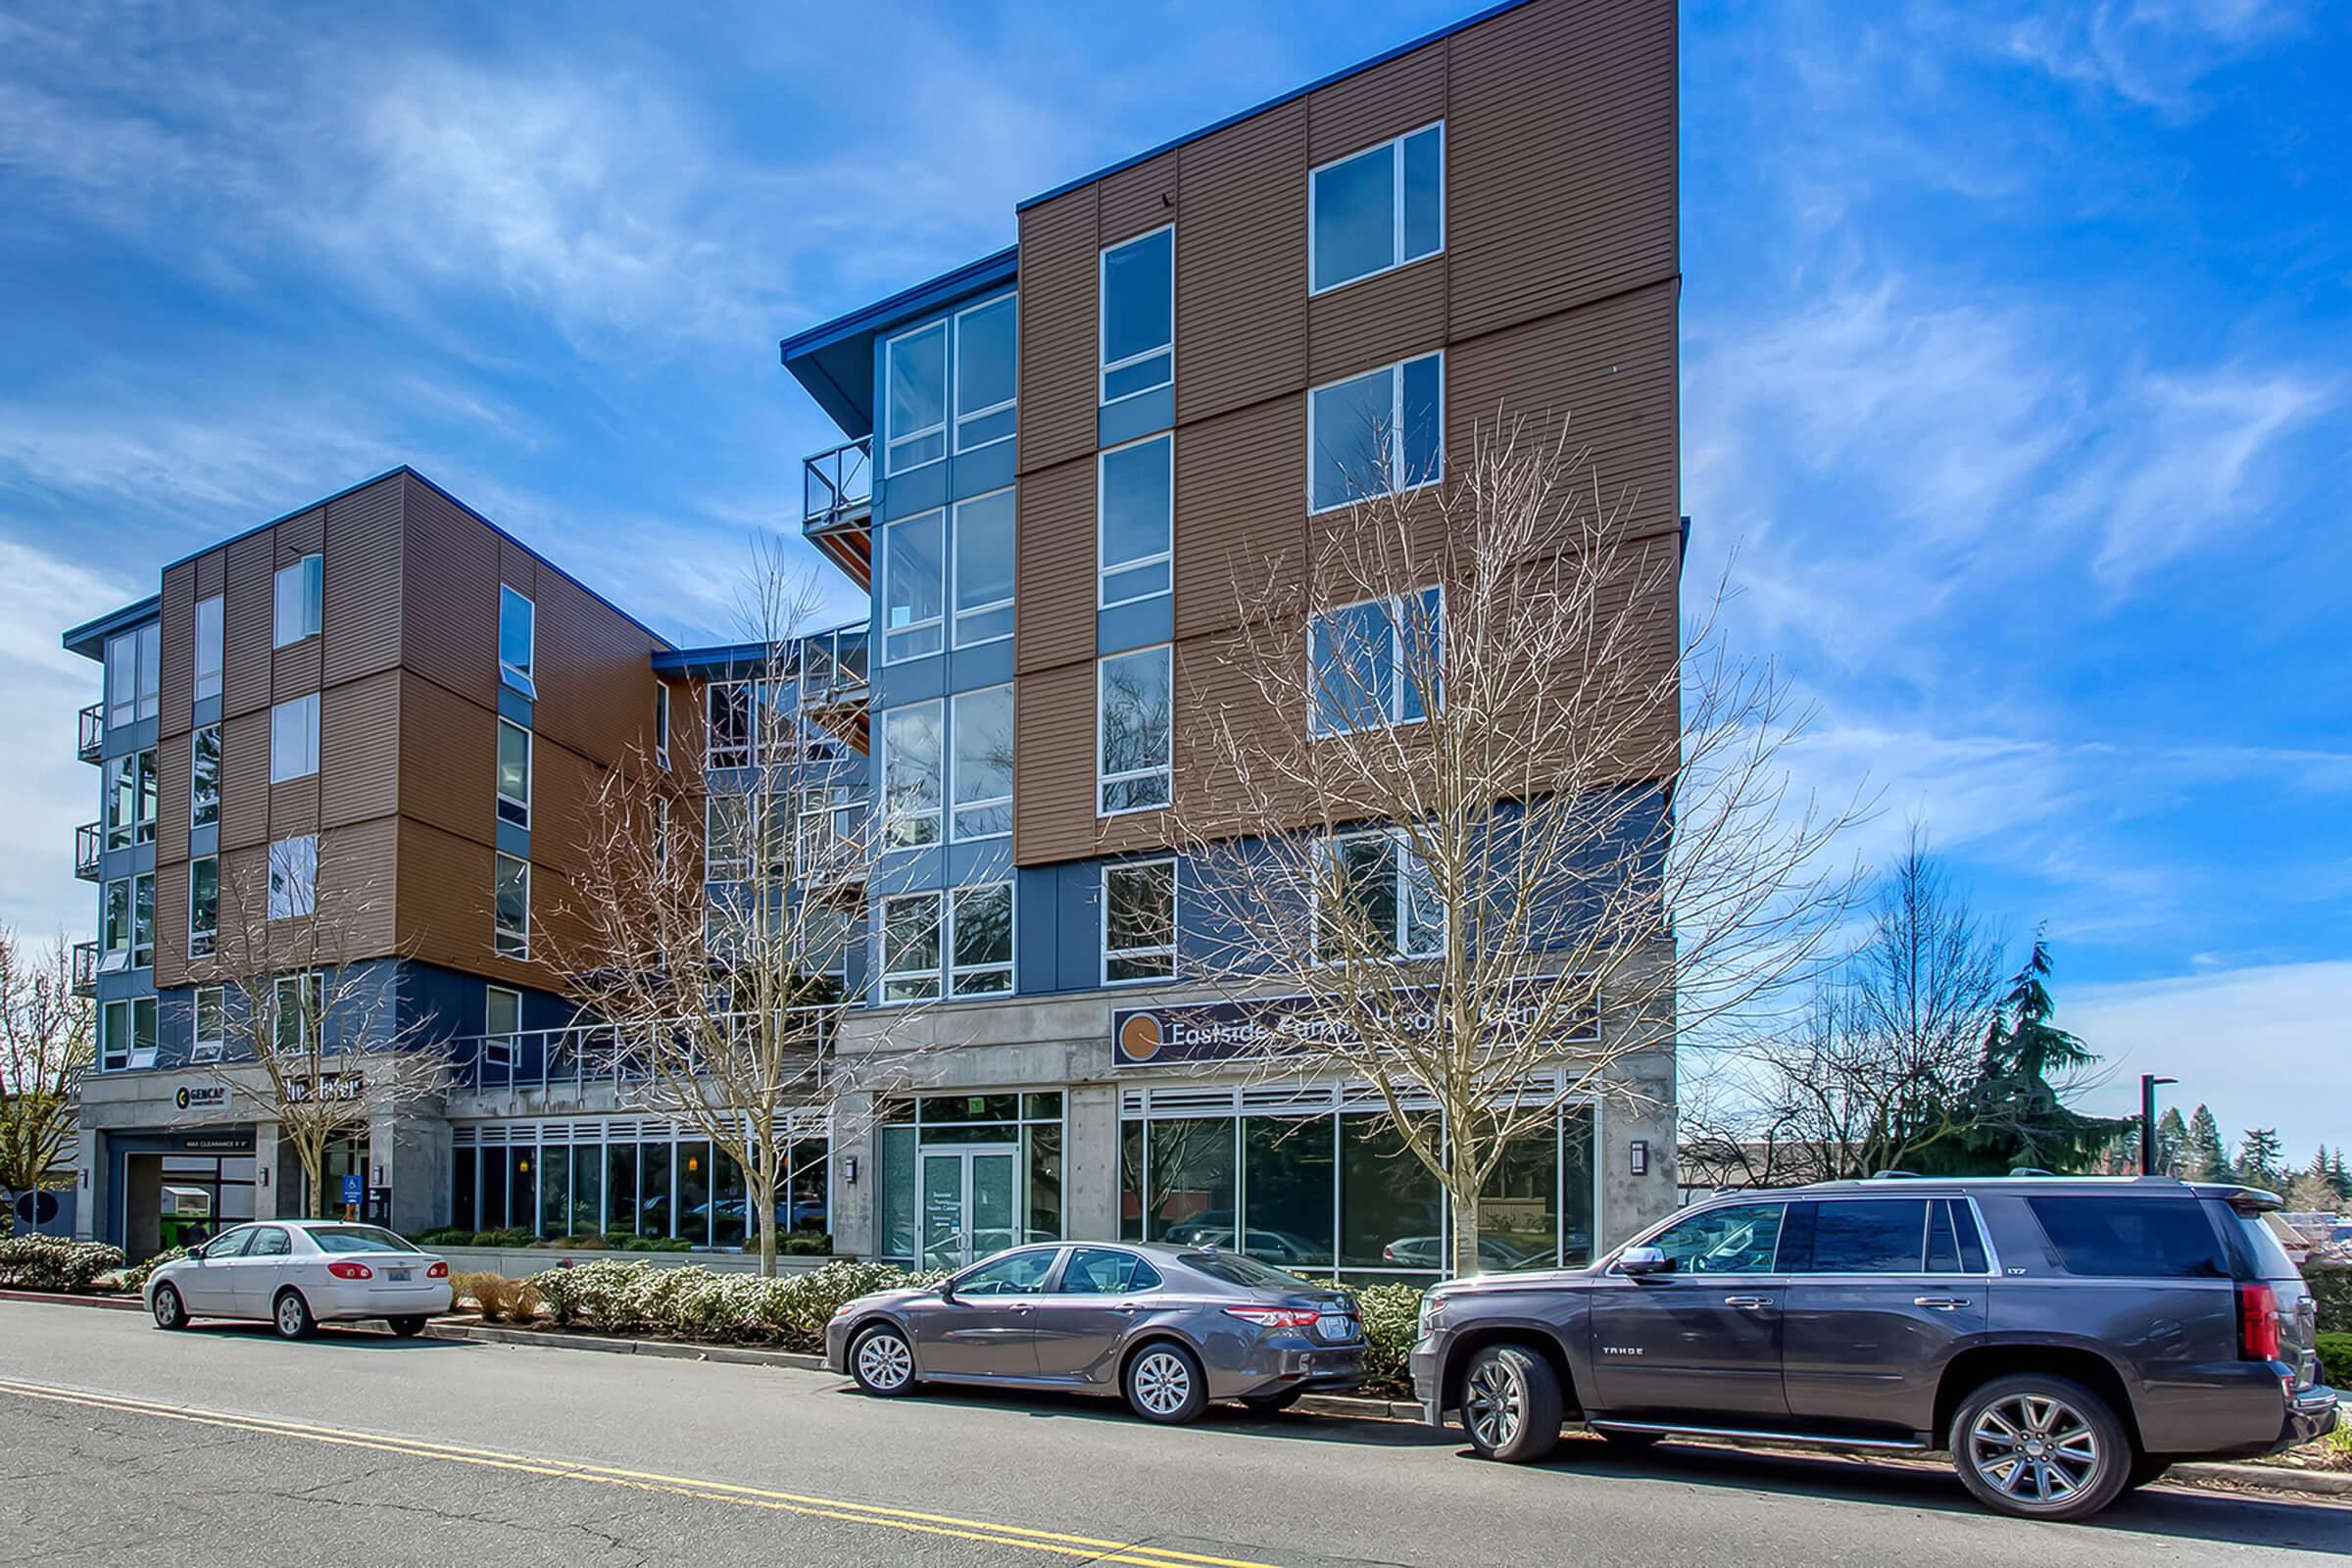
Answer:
[1,2,2344,1152]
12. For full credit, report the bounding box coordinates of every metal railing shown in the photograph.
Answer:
[802,437,871,530]
[454,1009,837,1097]
[71,941,98,998]
[797,624,870,704]
[76,704,104,763]
[74,822,103,881]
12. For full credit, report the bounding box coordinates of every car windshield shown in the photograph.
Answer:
[307,1225,420,1254]
[1179,1251,1313,1291]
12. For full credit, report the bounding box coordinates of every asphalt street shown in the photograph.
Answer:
[2,1298,2347,1567]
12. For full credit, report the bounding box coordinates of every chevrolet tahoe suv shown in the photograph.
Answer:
[1410,1176,2336,1521]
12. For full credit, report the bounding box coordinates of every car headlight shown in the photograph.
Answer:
[1417,1292,1445,1337]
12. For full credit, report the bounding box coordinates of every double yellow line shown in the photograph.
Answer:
[0,1376,1291,1567]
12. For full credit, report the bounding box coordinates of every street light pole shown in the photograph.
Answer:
[2140,1074,2179,1176]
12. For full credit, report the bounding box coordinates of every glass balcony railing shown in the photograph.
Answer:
[803,437,871,530]
[797,624,870,705]
[74,822,102,881]
[76,704,104,763]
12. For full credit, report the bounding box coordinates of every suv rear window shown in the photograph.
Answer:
[2027,1197,2228,1278]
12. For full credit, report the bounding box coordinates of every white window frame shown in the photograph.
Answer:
[951,488,1016,649]
[877,891,943,1004]
[654,681,671,768]
[949,684,1013,844]
[884,319,949,475]
[948,881,1016,999]
[100,999,127,1072]
[269,693,320,783]
[1102,858,1178,986]
[1096,644,1173,818]
[1306,351,1445,515]
[192,985,224,1064]
[881,508,947,664]
[1307,121,1446,297]
[494,853,530,958]
[1313,827,1445,960]
[655,794,671,872]
[132,871,155,969]
[795,785,859,884]
[100,878,130,971]
[484,985,521,1070]
[188,854,219,960]
[707,681,752,769]
[497,718,532,828]
[1099,223,1175,407]
[1307,586,1442,736]
[705,794,750,884]
[954,293,1018,454]
[272,971,323,1056]
[123,995,157,1070]
[499,585,537,698]
[267,835,317,922]
[273,554,322,648]
[1097,433,1174,611]
[190,723,221,829]
[193,592,224,703]
[881,699,944,850]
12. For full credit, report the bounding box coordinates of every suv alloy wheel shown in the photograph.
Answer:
[1950,1373,2130,1521]
[1460,1345,1563,1464]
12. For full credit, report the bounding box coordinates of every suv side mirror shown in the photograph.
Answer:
[1617,1245,1672,1277]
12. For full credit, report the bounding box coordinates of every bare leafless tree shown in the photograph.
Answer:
[0,928,92,1208]
[1170,415,1861,1274]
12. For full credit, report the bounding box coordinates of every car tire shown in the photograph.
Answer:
[1460,1345,1563,1464]
[151,1284,189,1331]
[271,1289,318,1341]
[1950,1373,2131,1522]
[388,1316,427,1339]
[1125,1343,1208,1425]
[2122,1453,2172,1493]
[1240,1390,1303,1416]
[849,1325,919,1396]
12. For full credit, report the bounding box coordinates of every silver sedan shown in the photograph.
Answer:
[145,1220,454,1340]
[825,1242,1366,1423]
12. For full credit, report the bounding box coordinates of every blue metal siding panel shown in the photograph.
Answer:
[1097,598,1172,656]
[1098,386,1174,450]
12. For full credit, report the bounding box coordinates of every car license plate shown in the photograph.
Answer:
[1316,1314,1353,1342]
[388,1269,412,1283]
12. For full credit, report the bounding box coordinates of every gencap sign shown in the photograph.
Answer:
[173,1084,229,1112]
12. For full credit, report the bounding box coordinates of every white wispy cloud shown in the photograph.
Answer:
[2005,0,2307,116]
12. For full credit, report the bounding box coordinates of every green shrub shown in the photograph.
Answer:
[521,1257,944,1351]
[2317,1331,2352,1391]
[0,1235,127,1292]
[2309,1266,2352,1335]
[781,1231,833,1256]
[115,1248,189,1295]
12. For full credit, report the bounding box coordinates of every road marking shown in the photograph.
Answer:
[0,1375,1291,1568]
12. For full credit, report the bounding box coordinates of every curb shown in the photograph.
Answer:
[2169,1460,2352,1498]
[425,1318,827,1371]
[0,1288,145,1312]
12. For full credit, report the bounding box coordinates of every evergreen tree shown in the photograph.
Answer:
[2184,1104,2232,1183]
[2236,1128,2283,1189]
[2154,1106,2188,1176]
[2332,1148,2352,1202]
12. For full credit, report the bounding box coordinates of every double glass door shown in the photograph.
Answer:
[920,1147,1018,1269]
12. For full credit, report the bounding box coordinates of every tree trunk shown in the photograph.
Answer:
[753,1168,778,1278]
[306,1154,325,1220]
[1448,1187,1482,1280]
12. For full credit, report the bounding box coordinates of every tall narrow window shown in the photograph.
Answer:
[885,320,948,473]
[654,682,671,767]
[494,854,529,957]
[486,985,522,1057]
[882,701,943,849]
[273,554,322,647]
[101,999,127,1072]
[132,871,154,967]
[1315,829,1443,960]
[705,795,750,884]
[106,753,152,850]
[101,878,130,971]
[1102,859,1176,984]
[655,795,671,871]
[137,623,159,719]
[188,856,219,959]
[1098,646,1172,815]
[498,586,536,697]
[106,625,160,726]
[1101,226,1174,404]
[883,510,945,662]
[193,593,224,703]
[1099,435,1172,608]
[952,489,1015,647]
[950,684,1013,841]
[192,986,224,1063]
[1310,122,1445,294]
[879,892,942,1003]
[273,972,323,1055]
[190,724,221,828]
[707,682,751,768]
[130,996,157,1069]
[497,720,532,828]
[956,294,1017,452]
[1308,353,1444,514]
[1308,588,1442,735]
[950,882,1014,997]
[270,693,320,782]
[268,835,317,921]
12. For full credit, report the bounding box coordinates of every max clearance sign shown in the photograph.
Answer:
[1111,989,1598,1069]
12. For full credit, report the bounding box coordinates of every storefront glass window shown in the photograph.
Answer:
[540,1146,570,1237]
[607,1142,638,1238]
[1140,1118,1236,1245]
[452,1149,477,1233]
[508,1146,534,1233]
[677,1141,711,1248]
[878,1123,916,1258]
[1244,1117,1336,1270]
[788,1139,828,1236]
[1341,1117,1444,1269]
[713,1149,748,1249]
[1478,1129,1560,1271]
[571,1145,604,1237]
[639,1141,671,1238]
[1025,1122,1062,1241]
[875,1094,1063,1262]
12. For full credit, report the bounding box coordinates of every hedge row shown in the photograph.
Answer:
[0,1235,126,1292]
[521,1258,945,1351]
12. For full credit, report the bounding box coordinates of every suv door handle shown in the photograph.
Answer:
[1723,1296,1773,1309]
[1914,1297,1969,1310]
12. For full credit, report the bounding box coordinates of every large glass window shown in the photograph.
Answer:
[268,835,317,921]
[883,510,946,662]
[1244,1117,1336,1269]
[273,555,321,648]
[1102,859,1176,983]
[494,854,529,956]
[952,490,1014,648]
[950,684,1012,842]
[192,986,224,1062]
[107,750,156,848]
[132,872,154,968]
[949,882,1014,998]
[639,1141,671,1239]
[677,1142,712,1248]
[1309,352,1444,513]
[101,879,131,970]
[1310,589,1441,734]
[1100,225,1174,403]
[188,856,219,959]
[107,626,160,728]
[955,295,1017,452]
[193,594,224,703]
[707,682,751,769]
[496,720,531,828]
[882,701,943,849]
[498,585,536,697]
[885,320,948,472]
[1341,1118,1443,1269]
[605,1140,637,1239]
[1317,829,1442,959]
[270,694,319,782]
[1136,1118,1236,1245]
[1098,435,1172,608]
[879,892,942,1004]
[711,1148,746,1250]
[1310,122,1444,293]
[190,725,220,828]
[1642,1201,1788,1275]
[1098,645,1171,815]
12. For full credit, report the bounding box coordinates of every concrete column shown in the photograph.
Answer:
[831,1092,877,1258]
[1064,1085,1120,1242]
[253,1118,283,1219]
[73,1135,101,1242]
[374,1104,450,1235]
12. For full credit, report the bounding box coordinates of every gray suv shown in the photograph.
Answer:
[1410,1176,2337,1521]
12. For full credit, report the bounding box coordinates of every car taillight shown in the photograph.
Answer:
[2238,1282,2281,1362]
[327,1261,374,1281]
[426,1261,449,1279]
[1223,1306,1321,1329]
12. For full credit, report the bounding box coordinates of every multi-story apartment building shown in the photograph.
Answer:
[59,0,1678,1275]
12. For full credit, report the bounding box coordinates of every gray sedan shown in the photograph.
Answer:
[825,1242,1365,1423]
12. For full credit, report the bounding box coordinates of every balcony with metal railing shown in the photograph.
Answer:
[72,941,98,998]
[76,703,104,763]
[802,437,873,591]
[74,822,103,881]
[451,1010,837,1099]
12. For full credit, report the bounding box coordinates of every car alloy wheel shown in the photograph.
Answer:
[1465,1358,1524,1450]
[151,1284,187,1331]
[1967,1392,2101,1506]
[1457,1344,1561,1463]
[1132,1350,1193,1417]
[853,1328,914,1395]
[273,1290,316,1340]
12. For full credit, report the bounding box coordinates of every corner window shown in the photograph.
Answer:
[950,684,1013,842]
[106,624,160,727]
[1315,829,1441,960]
[1100,225,1174,404]
[879,892,943,1003]
[1308,588,1441,734]
[654,682,671,767]
[192,986,224,1063]
[708,681,752,769]
[1310,122,1444,294]
[273,554,322,648]
[882,701,943,849]
[270,694,320,782]
[883,509,946,662]
[496,719,532,828]
[952,489,1015,648]
[190,725,221,828]
[132,872,154,968]
[955,295,1017,452]
[188,856,219,959]
[950,882,1014,998]
[1308,352,1443,513]
[1099,435,1172,609]
[107,750,156,848]
[272,972,323,1056]
[193,593,224,703]
[885,319,948,473]
[101,878,131,971]
[494,853,529,957]
[1098,646,1171,815]
[498,586,536,697]
[1103,859,1176,984]
[268,835,318,921]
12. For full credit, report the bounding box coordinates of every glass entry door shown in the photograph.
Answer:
[919,1147,1018,1269]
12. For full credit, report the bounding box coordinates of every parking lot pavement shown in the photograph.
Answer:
[2,1298,2347,1567]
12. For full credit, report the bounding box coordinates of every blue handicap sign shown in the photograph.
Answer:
[342,1174,365,1205]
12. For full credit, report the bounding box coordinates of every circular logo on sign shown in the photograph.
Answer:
[174,1087,190,1110]
[1118,1012,1164,1062]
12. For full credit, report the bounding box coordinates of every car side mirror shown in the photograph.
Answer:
[1617,1246,1672,1277]
[937,1280,957,1303]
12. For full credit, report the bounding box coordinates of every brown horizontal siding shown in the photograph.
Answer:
[154,730,192,868]
[396,670,495,848]
[271,637,321,703]
[152,861,188,990]
[395,816,555,990]
[269,777,320,842]
[1306,254,1448,386]
[1012,660,1095,865]
[1015,186,1100,475]
[499,537,537,596]
[1013,455,1096,676]
[528,737,604,878]
[321,668,401,828]
[157,562,195,741]
[194,550,224,599]
[318,815,400,957]
[1173,99,1307,427]
[532,564,660,768]
[221,530,274,719]
[398,474,500,710]
[1099,150,1177,248]
[321,474,406,687]
[1173,395,1304,641]
[1307,36,1448,165]
[274,507,324,564]
[217,710,270,852]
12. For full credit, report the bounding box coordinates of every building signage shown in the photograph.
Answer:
[286,1073,365,1104]
[1111,988,1598,1069]
[181,1132,256,1153]
[173,1084,229,1112]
